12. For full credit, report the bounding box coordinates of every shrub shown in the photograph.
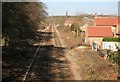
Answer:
[107,49,120,65]
[103,37,120,42]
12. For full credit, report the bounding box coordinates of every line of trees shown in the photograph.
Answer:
[2,2,47,48]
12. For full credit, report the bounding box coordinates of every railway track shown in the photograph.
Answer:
[22,25,73,81]
[53,25,74,80]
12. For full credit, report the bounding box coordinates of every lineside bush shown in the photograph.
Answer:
[103,37,120,42]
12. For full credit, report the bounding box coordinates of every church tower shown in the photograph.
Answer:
[66,10,68,19]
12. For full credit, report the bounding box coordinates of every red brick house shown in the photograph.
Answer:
[85,26,113,47]
[94,17,119,36]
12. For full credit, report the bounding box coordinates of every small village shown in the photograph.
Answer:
[63,13,120,51]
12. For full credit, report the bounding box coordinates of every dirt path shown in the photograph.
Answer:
[64,51,82,80]
[53,25,82,80]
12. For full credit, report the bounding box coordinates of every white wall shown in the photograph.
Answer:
[102,42,120,50]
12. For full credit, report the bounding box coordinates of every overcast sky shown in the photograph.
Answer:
[42,0,119,16]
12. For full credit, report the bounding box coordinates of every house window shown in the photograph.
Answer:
[113,25,117,27]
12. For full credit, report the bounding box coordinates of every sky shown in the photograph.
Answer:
[42,0,119,16]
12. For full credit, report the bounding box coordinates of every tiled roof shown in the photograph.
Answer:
[88,26,113,37]
[95,17,119,26]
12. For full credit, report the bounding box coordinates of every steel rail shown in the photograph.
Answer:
[23,24,74,81]
[23,37,44,81]
[53,25,64,80]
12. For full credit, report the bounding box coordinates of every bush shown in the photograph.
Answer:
[107,49,120,65]
[103,37,120,42]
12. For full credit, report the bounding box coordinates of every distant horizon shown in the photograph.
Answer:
[48,13,118,17]
[44,2,118,16]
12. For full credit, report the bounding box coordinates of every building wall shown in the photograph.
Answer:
[88,37,103,47]
[111,25,118,37]
[64,23,72,27]
[80,23,88,32]
[102,42,120,50]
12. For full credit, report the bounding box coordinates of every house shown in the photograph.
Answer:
[94,17,119,36]
[95,17,118,26]
[85,26,113,47]
[64,17,88,27]
[64,18,74,27]
[80,23,88,32]
[80,20,94,32]
[84,14,119,49]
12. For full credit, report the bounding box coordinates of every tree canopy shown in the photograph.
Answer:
[70,22,80,37]
[2,2,47,47]
[70,23,80,32]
